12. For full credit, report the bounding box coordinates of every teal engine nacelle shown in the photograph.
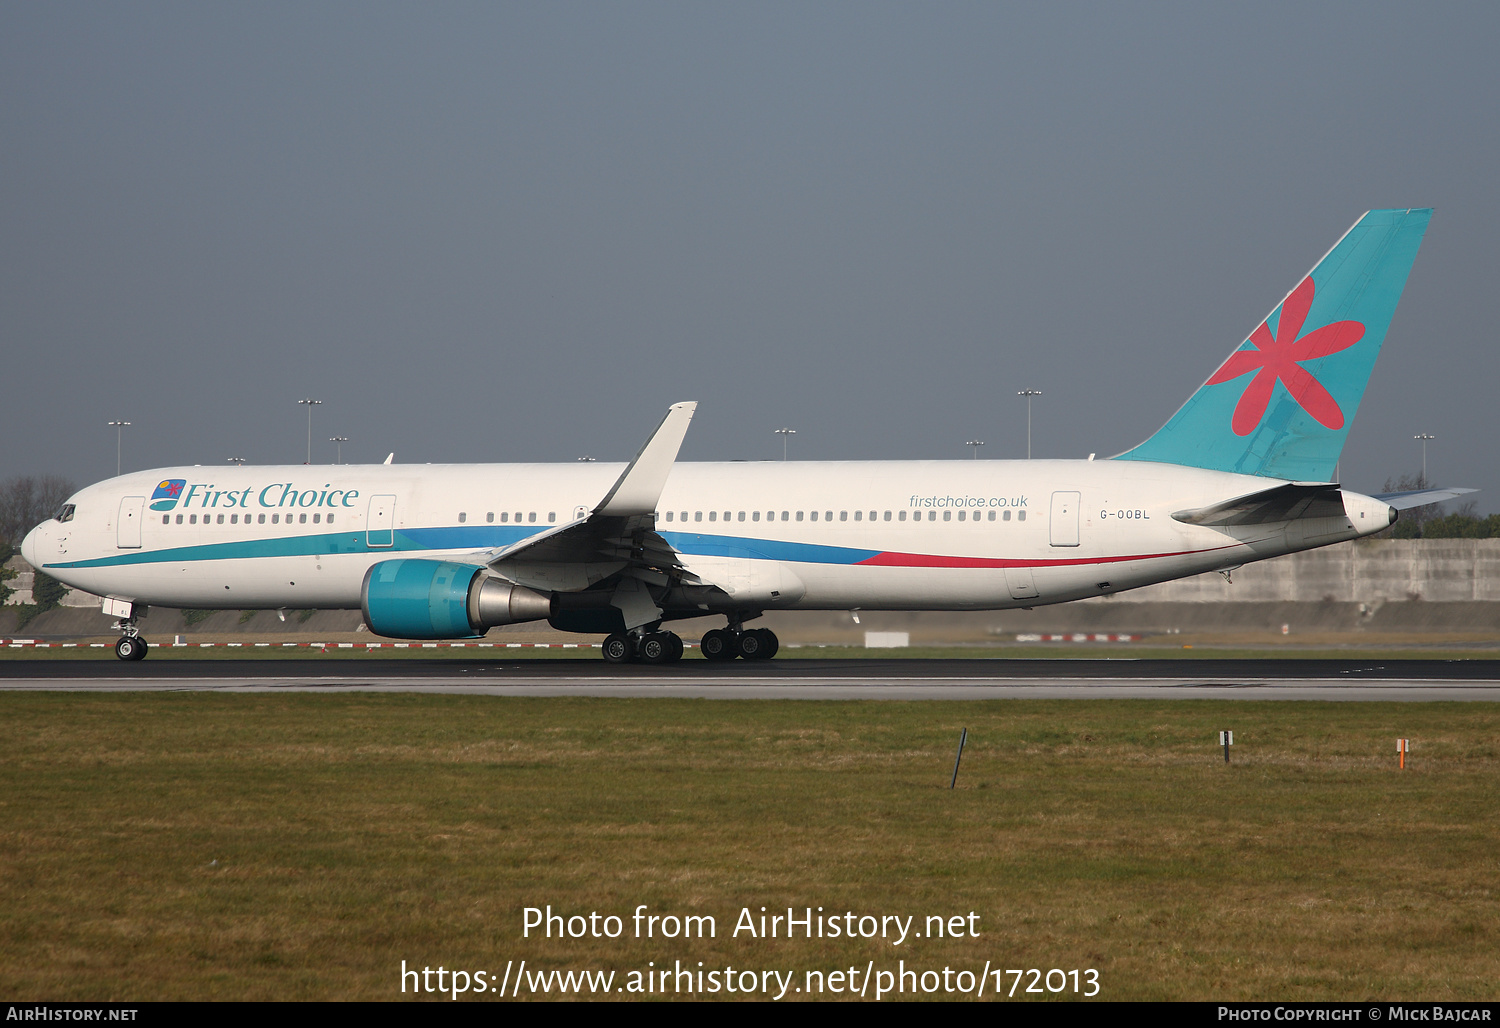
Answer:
[360,559,553,640]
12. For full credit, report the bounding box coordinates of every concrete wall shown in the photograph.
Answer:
[1096,539,1500,604]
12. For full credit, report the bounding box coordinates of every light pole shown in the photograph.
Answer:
[1017,389,1042,459]
[107,420,131,477]
[227,457,246,466]
[329,437,349,464]
[1414,433,1436,486]
[774,428,796,461]
[297,399,323,463]
[965,440,985,459]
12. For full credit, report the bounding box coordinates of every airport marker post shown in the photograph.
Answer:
[950,728,968,789]
[1220,730,1233,764]
[1398,738,1409,770]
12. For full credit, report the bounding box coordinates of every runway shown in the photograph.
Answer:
[3,658,1499,700]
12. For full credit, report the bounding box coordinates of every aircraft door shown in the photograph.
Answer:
[367,494,396,547]
[1006,568,1039,600]
[117,496,145,549]
[1049,491,1081,547]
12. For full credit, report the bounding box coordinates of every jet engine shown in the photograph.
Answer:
[361,559,552,640]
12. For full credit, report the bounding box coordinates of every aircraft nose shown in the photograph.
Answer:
[19,523,44,568]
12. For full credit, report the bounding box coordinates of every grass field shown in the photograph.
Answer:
[1,694,1497,1000]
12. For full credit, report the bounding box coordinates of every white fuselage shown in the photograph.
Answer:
[22,459,1393,622]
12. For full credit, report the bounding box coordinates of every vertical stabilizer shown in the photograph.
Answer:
[1114,209,1431,481]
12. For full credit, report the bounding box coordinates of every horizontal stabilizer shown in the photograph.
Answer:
[1373,487,1477,510]
[1172,482,1347,527]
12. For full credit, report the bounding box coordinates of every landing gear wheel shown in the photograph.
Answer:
[601,633,632,664]
[735,630,763,660]
[666,632,684,662]
[700,628,735,662]
[753,628,778,660]
[638,633,669,664]
[115,636,148,661]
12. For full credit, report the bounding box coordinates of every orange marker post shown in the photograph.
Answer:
[1397,738,1409,770]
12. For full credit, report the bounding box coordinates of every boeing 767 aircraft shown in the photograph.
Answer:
[22,208,1464,662]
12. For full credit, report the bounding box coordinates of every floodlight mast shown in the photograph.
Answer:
[107,421,132,477]
[1414,433,1436,486]
[774,427,796,461]
[1017,390,1042,459]
[297,399,323,463]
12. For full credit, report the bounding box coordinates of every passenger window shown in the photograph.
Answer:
[988,510,995,521]
[458,512,467,523]
[752,511,760,522]
[665,511,674,522]
[230,514,238,524]
[327,513,334,524]
[258,513,266,524]
[500,512,509,522]
[299,513,307,524]
[549,512,556,523]
[840,511,848,522]
[695,511,703,522]
[271,514,279,524]
[853,510,862,521]
[515,512,523,522]
[680,512,688,522]
[824,511,832,521]
[163,515,170,525]
[176,514,184,524]
[957,510,965,521]
[313,513,321,524]
[898,511,906,522]
[796,511,804,522]
[723,512,730,521]
[884,511,892,521]
[190,514,197,524]
[781,511,788,521]
[810,511,818,522]
[487,512,494,523]
[528,512,536,523]
[943,511,952,522]
[928,511,937,521]
[709,511,717,522]
[1018,510,1026,522]
[738,511,745,522]
[1003,510,1011,521]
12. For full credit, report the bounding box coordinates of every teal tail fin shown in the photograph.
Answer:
[1114,209,1432,480]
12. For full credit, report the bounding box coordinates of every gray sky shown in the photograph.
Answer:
[4,2,1497,507]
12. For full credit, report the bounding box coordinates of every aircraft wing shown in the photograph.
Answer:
[1171,482,1348,527]
[1372,487,1477,510]
[462,402,698,620]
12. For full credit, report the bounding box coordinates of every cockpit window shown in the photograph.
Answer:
[54,504,76,523]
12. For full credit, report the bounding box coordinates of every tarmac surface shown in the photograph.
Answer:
[3,658,1500,700]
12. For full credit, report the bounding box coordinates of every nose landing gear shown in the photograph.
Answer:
[114,635,149,661]
[106,601,150,661]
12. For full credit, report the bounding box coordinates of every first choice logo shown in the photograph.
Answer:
[149,481,361,512]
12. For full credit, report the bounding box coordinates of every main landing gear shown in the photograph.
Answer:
[600,622,780,664]
[602,629,686,665]
[700,627,778,662]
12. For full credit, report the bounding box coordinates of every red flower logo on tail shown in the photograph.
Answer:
[1206,276,1364,436]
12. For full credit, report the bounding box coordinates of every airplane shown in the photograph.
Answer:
[22,208,1468,663]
